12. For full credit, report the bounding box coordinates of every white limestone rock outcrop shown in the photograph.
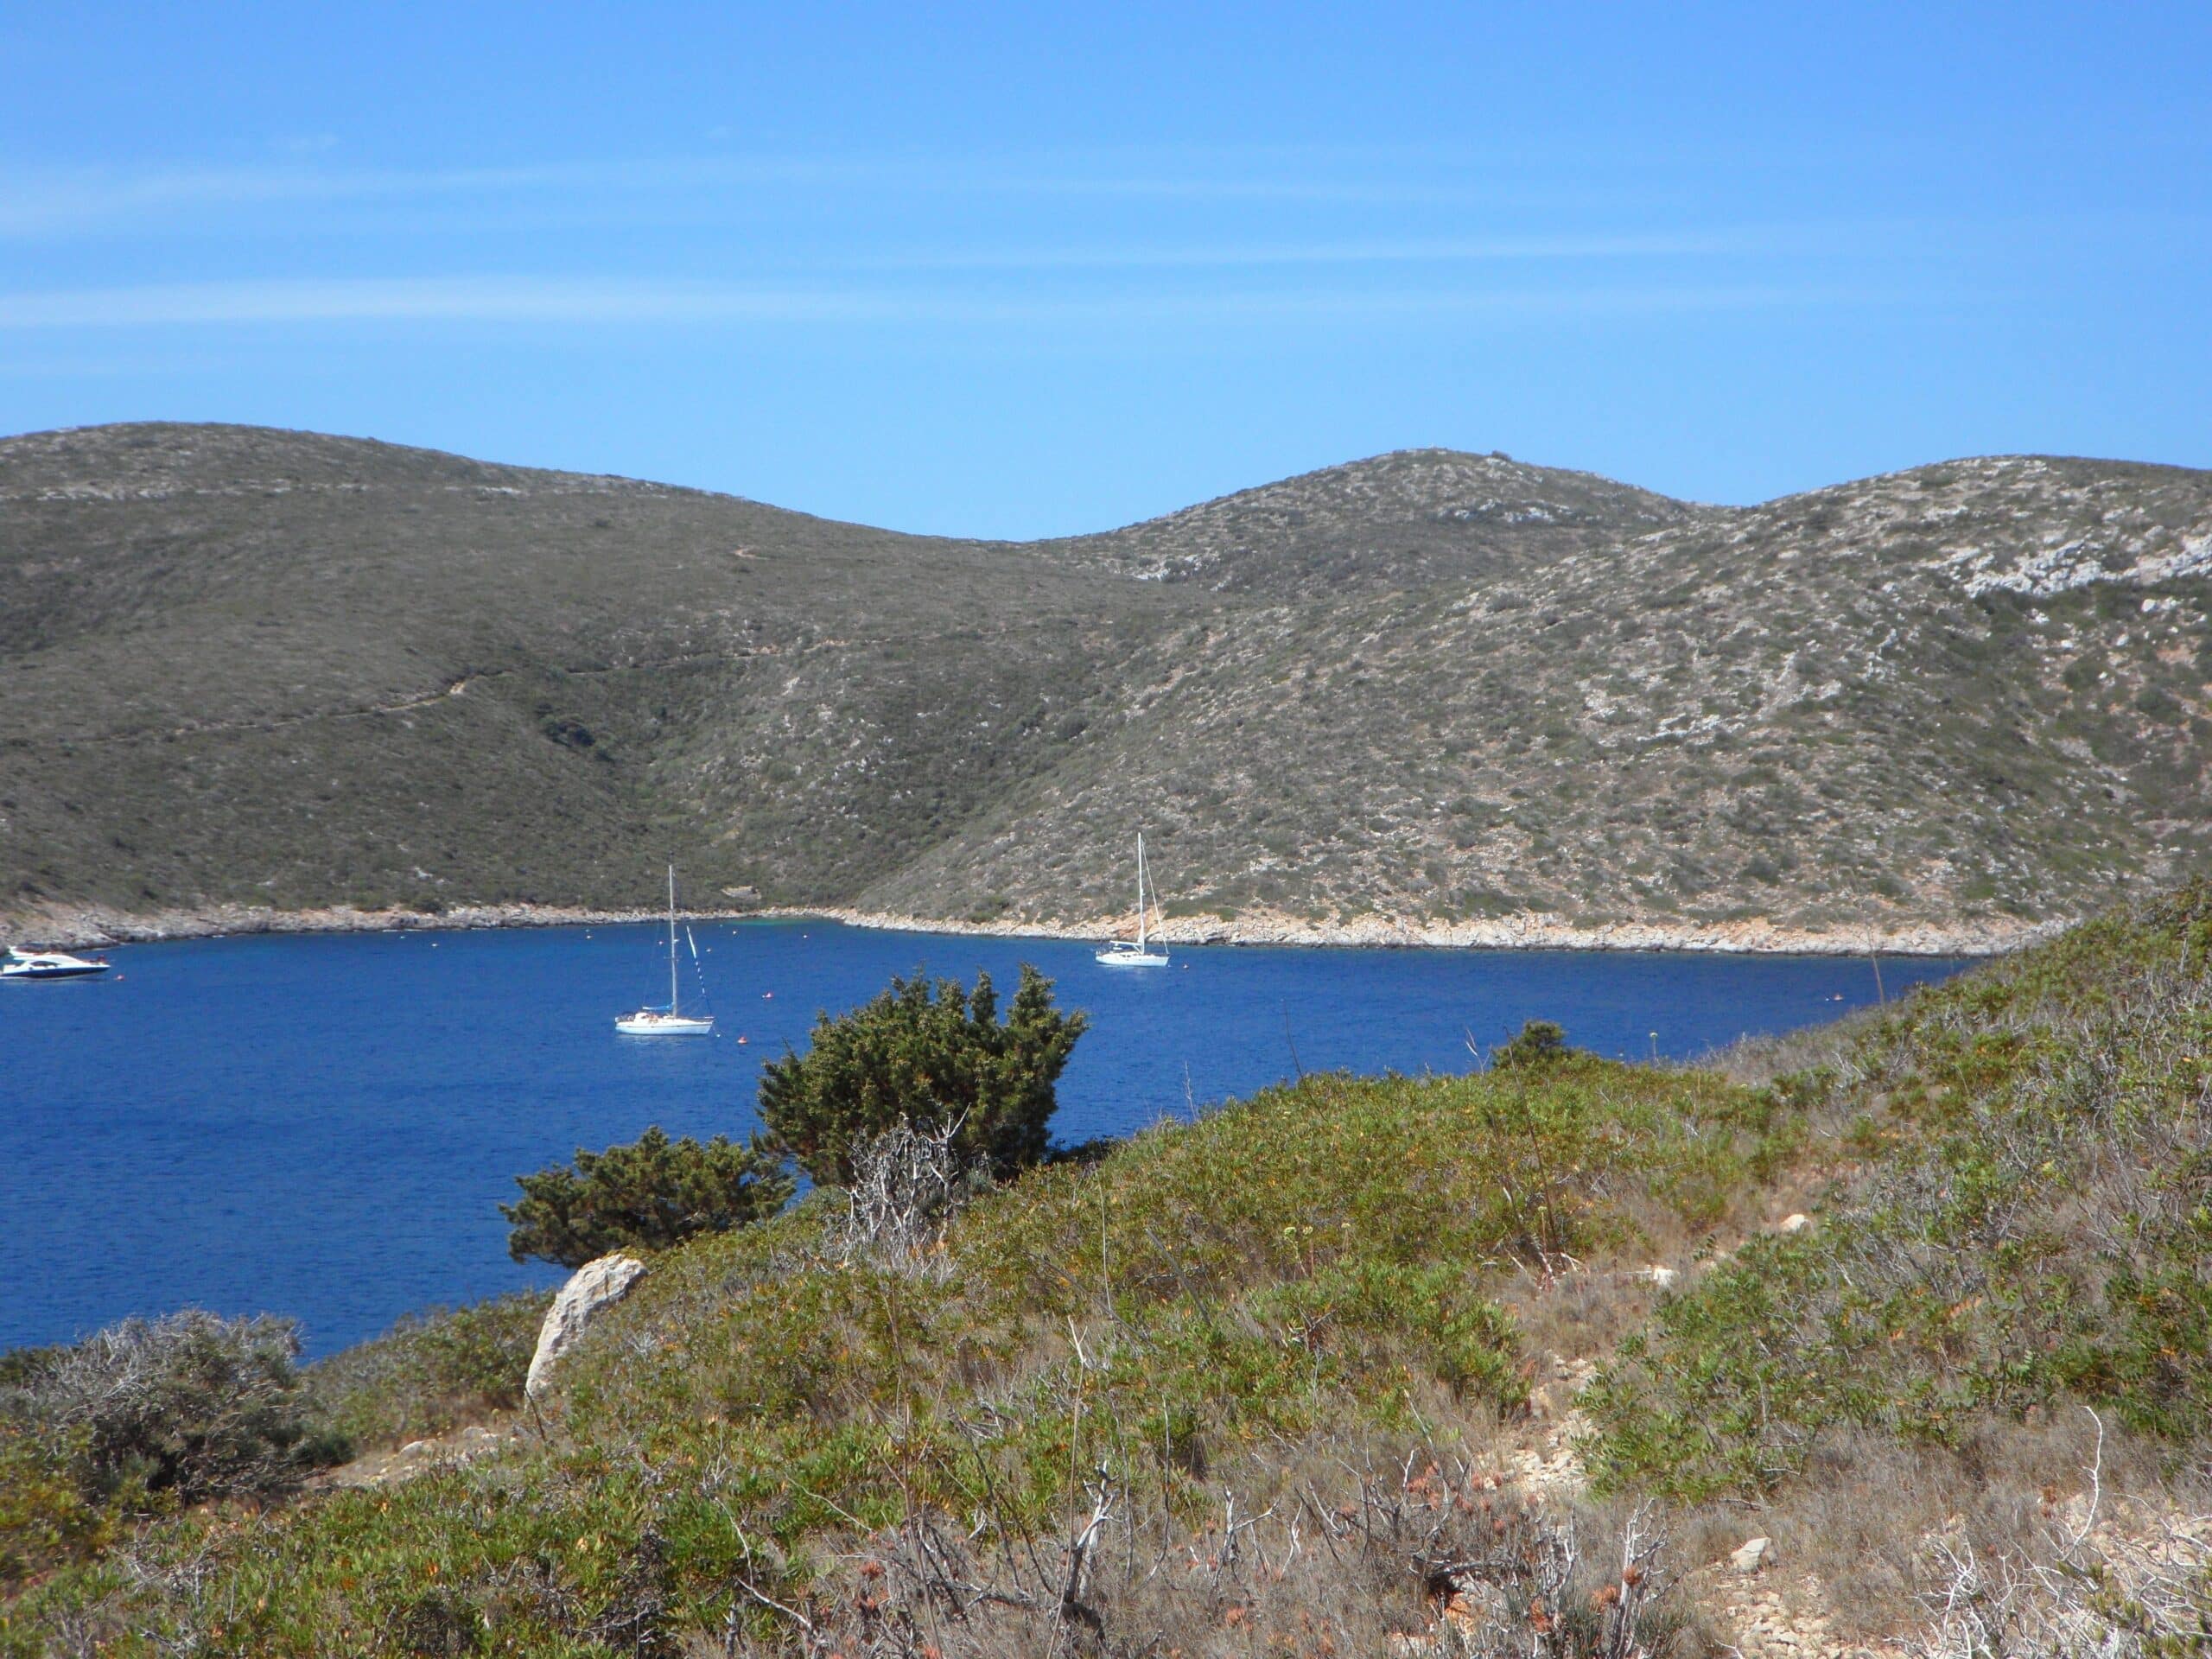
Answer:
[524,1252,647,1399]
[1732,1536,1772,1574]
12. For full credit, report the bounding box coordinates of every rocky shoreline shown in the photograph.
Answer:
[766,904,2052,957]
[2,897,2056,957]
[0,900,704,950]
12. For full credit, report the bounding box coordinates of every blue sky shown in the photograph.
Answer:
[3,3,2207,536]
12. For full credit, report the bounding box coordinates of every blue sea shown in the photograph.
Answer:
[0,920,1968,1356]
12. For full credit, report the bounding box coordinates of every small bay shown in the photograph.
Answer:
[0,919,1967,1355]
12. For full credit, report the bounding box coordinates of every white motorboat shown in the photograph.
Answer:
[1096,832,1170,968]
[616,867,715,1035]
[1,946,111,982]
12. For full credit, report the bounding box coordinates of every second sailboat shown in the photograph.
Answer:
[1096,833,1170,968]
[616,866,715,1035]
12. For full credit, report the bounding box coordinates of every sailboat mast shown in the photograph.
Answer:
[1136,834,1147,953]
[667,865,679,1014]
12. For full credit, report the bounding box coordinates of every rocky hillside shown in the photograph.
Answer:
[3,424,2208,945]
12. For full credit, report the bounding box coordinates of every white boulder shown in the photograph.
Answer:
[1778,1212,1812,1235]
[524,1252,647,1399]
[1732,1536,1772,1573]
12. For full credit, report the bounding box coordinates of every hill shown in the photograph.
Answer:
[3,424,2209,945]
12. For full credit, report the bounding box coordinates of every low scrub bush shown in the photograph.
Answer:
[0,1424,111,1588]
[743,1445,1715,1659]
[0,1312,334,1588]
[4,1313,330,1509]
[825,1116,983,1275]
[957,1054,1789,1325]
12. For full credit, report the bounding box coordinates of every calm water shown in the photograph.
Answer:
[0,920,1967,1355]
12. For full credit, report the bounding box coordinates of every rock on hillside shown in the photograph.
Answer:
[3,425,2208,946]
[525,1253,646,1400]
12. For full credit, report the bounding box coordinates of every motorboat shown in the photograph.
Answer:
[2,946,111,982]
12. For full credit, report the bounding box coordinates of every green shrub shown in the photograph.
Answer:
[0,1423,112,1588]
[10,1313,330,1507]
[957,1060,1783,1328]
[502,1126,793,1268]
[759,963,1087,1185]
[1492,1017,1571,1070]
[1253,1256,1524,1404]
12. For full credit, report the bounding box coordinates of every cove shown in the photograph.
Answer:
[0,918,1970,1355]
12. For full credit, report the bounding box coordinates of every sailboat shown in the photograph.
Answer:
[616,867,715,1035]
[1096,832,1170,968]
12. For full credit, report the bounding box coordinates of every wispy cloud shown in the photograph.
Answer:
[0,273,1901,331]
[0,161,654,238]
[840,229,1796,272]
[0,276,851,327]
[0,149,1635,239]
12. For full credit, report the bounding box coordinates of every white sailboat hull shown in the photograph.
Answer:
[615,1010,715,1036]
[1094,945,1169,968]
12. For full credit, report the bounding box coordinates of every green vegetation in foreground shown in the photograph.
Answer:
[1584,881,2212,1500]
[0,1314,335,1590]
[0,1298,550,1598]
[298,1294,551,1452]
[7,886,2212,1653]
[3,1027,1783,1652]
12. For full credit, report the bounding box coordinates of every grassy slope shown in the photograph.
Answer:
[6,427,2211,938]
[1586,880,2212,1493]
[10,886,2210,1653]
[7,1050,1786,1652]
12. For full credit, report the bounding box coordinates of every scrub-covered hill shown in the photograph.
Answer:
[3,424,2209,945]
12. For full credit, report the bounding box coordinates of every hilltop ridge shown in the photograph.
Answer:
[1042,445,1703,594]
[3,423,2208,945]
